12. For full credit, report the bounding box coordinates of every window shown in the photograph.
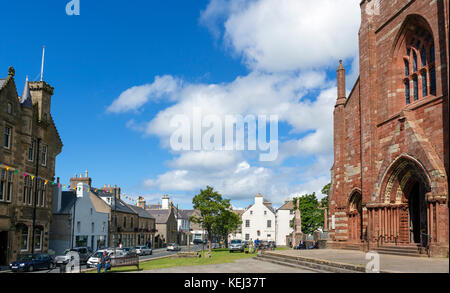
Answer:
[421,72,428,97]
[90,208,93,216]
[7,103,12,114]
[430,67,436,95]
[28,140,35,161]
[402,26,435,104]
[420,47,427,66]
[264,211,267,215]
[77,221,81,233]
[267,220,272,228]
[114,215,118,228]
[4,126,11,149]
[102,222,106,233]
[404,60,409,76]
[250,211,253,215]
[0,170,13,202]
[41,145,48,167]
[34,229,42,251]
[245,220,250,228]
[413,76,419,101]
[257,231,261,237]
[245,234,250,241]
[123,216,127,229]
[91,222,95,234]
[24,176,33,206]
[131,217,134,229]
[21,226,29,251]
[430,45,435,63]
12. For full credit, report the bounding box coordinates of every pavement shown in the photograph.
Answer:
[135,258,315,273]
[266,249,449,273]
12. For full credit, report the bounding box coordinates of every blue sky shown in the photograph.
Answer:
[0,0,361,209]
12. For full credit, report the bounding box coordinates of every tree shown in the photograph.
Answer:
[213,210,241,248]
[320,182,331,209]
[292,193,323,234]
[190,186,230,253]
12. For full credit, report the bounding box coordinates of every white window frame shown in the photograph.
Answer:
[34,229,43,251]
[28,140,35,162]
[21,226,29,252]
[4,126,11,149]
[41,145,48,167]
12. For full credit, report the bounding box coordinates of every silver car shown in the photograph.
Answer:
[229,239,245,253]
[135,246,152,256]
[167,243,181,251]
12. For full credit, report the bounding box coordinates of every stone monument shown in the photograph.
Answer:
[292,199,303,248]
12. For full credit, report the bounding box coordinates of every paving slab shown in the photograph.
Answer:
[267,249,449,273]
[136,258,315,273]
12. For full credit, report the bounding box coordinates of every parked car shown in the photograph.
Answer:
[86,249,126,268]
[167,243,181,251]
[121,247,137,256]
[229,239,245,253]
[135,246,152,256]
[192,239,204,245]
[55,247,92,266]
[10,253,55,272]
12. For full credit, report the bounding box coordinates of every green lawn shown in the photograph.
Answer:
[89,249,255,273]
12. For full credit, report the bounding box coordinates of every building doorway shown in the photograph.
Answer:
[407,181,428,246]
[348,192,363,242]
[0,231,8,265]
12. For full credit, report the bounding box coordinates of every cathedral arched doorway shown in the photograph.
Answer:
[348,191,363,242]
[375,156,432,246]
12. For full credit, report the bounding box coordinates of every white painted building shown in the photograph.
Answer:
[275,200,295,246]
[241,194,276,242]
[50,182,109,255]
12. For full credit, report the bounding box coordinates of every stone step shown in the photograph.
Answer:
[258,253,365,273]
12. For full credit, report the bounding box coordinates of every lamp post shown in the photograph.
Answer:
[31,138,41,254]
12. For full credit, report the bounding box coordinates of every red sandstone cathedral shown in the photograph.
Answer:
[329,0,449,256]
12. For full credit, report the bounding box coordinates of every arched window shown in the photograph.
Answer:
[402,26,436,105]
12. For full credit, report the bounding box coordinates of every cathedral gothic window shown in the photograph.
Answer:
[403,27,436,105]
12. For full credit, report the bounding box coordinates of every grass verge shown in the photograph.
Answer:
[88,249,255,273]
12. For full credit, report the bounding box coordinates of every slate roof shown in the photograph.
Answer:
[20,78,32,108]
[277,200,295,211]
[92,189,137,215]
[57,191,77,214]
[127,204,155,219]
[146,209,171,224]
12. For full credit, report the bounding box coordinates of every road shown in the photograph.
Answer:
[28,245,205,273]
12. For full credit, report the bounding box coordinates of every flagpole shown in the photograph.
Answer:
[40,46,45,82]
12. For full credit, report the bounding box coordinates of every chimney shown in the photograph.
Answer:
[162,195,169,210]
[255,193,264,205]
[70,170,92,188]
[336,60,346,107]
[76,182,89,198]
[137,196,146,209]
[52,177,62,213]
